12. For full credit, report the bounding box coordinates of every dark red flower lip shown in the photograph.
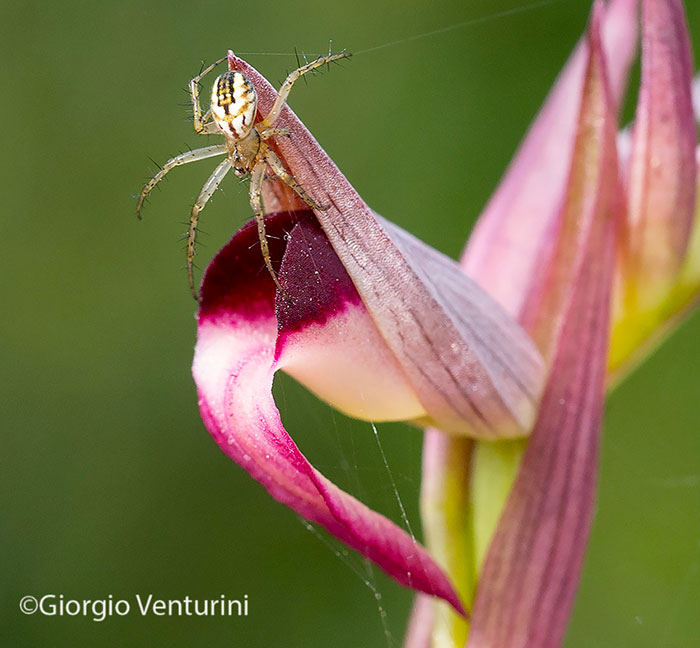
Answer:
[198,210,302,325]
[195,210,467,613]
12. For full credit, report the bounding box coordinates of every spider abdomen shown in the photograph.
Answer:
[211,70,257,140]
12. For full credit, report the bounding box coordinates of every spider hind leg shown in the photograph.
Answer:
[264,148,328,211]
[249,161,291,300]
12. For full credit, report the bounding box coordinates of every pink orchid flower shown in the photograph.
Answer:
[190,0,699,645]
[192,52,545,613]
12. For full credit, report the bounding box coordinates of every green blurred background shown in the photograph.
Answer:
[1,0,699,646]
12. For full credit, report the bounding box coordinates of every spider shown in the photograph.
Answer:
[136,49,350,300]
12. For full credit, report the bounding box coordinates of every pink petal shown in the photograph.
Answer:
[623,0,697,307]
[274,215,428,423]
[693,74,700,120]
[403,595,435,648]
[462,0,637,318]
[231,55,545,440]
[414,3,637,640]
[194,210,464,613]
[466,7,621,647]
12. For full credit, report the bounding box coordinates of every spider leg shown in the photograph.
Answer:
[198,121,221,135]
[257,52,351,130]
[264,148,328,211]
[136,145,227,220]
[249,161,289,299]
[187,158,233,300]
[260,127,290,140]
[196,108,221,135]
[189,56,227,133]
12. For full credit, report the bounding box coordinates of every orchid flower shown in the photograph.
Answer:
[190,0,699,645]
[192,52,545,613]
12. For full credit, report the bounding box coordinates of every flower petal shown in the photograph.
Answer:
[231,55,545,441]
[462,0,637,318]
[415,2,636,643]
[274,215,428,423]
[466,7,620,647]
[404,595,435,648]
[622,0,696,311]
[194,210,464,613]
[609,144,700,385]
[678,145,700,291]
[607,0,698,379]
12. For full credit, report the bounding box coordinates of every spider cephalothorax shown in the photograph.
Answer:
[137,49,350,299]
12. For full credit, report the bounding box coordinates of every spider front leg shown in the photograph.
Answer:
[189,56,227,133]
[257,52,351,130]
[249,161,289,299]
[186,158,232,300]
[264,148,328,211]
[136,145,227,219]
[196,108,221,135]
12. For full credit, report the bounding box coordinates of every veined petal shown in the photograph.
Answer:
[461,0,637,318]
[518,21,625,365]
[194,210,464,612]
[466,7,620,646]
[468,218,615,648]
[610,146,700,384]
[413,2,635,644]
[622,0,696,310]
[232,54,545,440]
[609,0,698,378]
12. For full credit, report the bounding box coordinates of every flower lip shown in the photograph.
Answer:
[272,212,429,422]
[200,210,427,424]
[273,213,364,339]
[199,210,297,323]
[194,208,465,614]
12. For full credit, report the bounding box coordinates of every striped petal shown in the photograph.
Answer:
[623,0,696,306]
[466,6,621,647]
[609,0,698,376]
[411,2,637,644]
[461,0,637,317]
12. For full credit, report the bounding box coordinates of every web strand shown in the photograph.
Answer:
[235,0,563,58]
[354,0,562,56]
